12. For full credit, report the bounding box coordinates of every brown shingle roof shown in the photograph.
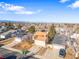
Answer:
[33,32,48,41]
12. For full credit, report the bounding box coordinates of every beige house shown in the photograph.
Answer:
[33,32,48,47]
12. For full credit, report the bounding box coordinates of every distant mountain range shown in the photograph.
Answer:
[0,20,37,24]
[0,20,30,24]
[0,20,20,22]
[0,20,49,24]
[0,20,78,24]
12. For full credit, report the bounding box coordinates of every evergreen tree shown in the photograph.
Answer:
[48,24,56,43]
[28,26,35,34]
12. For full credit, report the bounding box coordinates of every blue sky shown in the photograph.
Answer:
[0,0,79,23]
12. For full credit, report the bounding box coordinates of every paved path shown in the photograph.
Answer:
[29,45,42,53]
[1,46,21,53]
[2,39,21,47]
[1,39,22,53]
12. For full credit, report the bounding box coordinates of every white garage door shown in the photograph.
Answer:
[35,40,45,47]
[53,44,65,49]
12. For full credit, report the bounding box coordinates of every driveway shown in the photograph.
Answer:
[41,48,63,59]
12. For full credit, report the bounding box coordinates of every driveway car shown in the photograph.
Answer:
[59,49,66,58]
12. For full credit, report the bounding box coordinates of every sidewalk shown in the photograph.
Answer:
[1,46,21,53]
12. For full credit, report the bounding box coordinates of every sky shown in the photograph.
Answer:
[0,0,79,23]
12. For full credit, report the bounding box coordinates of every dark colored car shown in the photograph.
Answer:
[4,54,16,59]
[18,56,39,59]
[0,55,5,59]
[0,57,4,59]
[59,49,66,58]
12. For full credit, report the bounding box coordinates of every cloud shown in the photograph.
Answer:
[59,0,69,3]
[0,11,4,14]
[68,1,79,8]
[15,11,36,15]
[0,2,24,11]
[15,10,42,15]
[0,2,42,15]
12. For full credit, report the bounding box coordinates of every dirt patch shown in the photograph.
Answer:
[12,41,32,50]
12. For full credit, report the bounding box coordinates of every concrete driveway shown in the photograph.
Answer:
[41,48,63,59]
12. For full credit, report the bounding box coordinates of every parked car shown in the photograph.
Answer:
[0,55,5,59]
[0,26,2,28]
[5,55,16,59]
[4,53,16,59]
[0,57,4,59]
[59,49,66,58]
[18,55,38,59]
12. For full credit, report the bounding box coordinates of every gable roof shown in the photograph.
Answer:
[53,34,67,45]
[33,32,48,41]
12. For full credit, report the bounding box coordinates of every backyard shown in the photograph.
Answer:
[12,40,32,50]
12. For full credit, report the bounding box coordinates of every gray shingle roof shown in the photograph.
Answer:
[52,34,67,45]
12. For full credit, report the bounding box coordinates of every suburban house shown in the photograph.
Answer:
[55,27,65,35]
[0,26,6,33]
[14,31,32,42]
[0,30,16,39]
[70,33,79,58]
[14,34,25,42]
[14,35,23,42]
[33,31,48,47]
[22,33,33,41]
[70,33,79,39]
[52,34,67,50]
